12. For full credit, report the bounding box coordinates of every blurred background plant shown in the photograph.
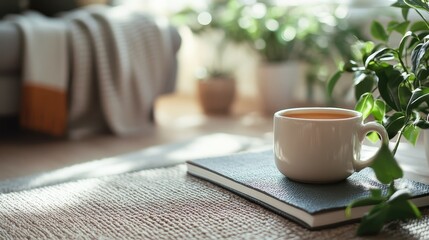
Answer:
[171,0,367,105]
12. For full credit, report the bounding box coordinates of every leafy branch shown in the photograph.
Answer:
[327,0,429,235]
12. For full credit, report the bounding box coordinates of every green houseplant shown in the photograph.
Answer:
[237,1,366,112]
[172,2,239,115]
[173,1,365,112]
[328,0,429,235]
[193,32,237,115]
[172,0,238,77]
[231,2,365,108]
[194,36,236,115]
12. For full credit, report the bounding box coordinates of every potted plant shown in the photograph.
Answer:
[172,3,237,115]
[173,1,365,114]
[245,3,305,114]
[328,0,429,235]
[194,32,237,115]
[218,1,365,113]
[196,67,236,115]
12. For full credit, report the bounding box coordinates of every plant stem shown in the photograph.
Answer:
[389,182,396,197]
[396,50,409,74]
[392,126,405,156]
[214,37,228,72]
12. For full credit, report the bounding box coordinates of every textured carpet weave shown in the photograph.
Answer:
[1,164,429,239]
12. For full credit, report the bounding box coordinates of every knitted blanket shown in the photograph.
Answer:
[1,164,428,239]
[67,6,178,138]
[10,6,179,137]
[12,12,69,136]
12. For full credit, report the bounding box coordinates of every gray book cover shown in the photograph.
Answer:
[187,149,429,229]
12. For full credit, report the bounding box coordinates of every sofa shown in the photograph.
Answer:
[0,6,181,136]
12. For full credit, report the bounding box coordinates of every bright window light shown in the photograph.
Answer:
[197,11,212,25]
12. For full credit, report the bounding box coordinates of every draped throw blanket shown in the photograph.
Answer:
[13,12,69,136]
[10,6,179,138]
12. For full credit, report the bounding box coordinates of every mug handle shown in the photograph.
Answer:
[353,122,389,171]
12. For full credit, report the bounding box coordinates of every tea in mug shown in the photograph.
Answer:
[274,107,388,183]
[284,112,353,120]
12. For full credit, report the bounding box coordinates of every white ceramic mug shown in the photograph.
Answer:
[274,107,389,183]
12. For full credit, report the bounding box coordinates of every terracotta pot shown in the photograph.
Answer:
[197,77,235,115]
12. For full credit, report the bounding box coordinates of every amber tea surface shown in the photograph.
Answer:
[284,112,354,120]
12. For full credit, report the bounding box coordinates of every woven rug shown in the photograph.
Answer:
[0,133,267,194]
[1,164,428,239]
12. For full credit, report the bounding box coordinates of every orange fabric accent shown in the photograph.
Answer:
[20,84,67,136]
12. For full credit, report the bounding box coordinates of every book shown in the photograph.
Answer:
[186,149,429,230]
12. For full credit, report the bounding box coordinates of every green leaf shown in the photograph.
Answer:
[374,65,404,111]
[398,82,413,111]
[404,0,429,12]
[398,31,416,59]
[410,21,428,32]
[355,93,374,120]
[396,21,410,35]
[387,20,399,33]
[392,0,409,9]
[357,190,422,236]
[365,48,393,67]
[357,203,389,236]
[402,8,410,20]
[362,41,376,61]
[367,131,381,143]
[326,71,343,97]
[371,21,389,42]
[343,61,358,72]
[388,200,422,220]
[346,197,385,218]
[388,21,410,35]
[387,189,422,220]
[403,124,421,145]
[388,189,412,203]
[388,182,397,197]
[370,143,403,184]
[417,119,429,129]
[416,69,429,84]
[354,73,376,101]
[384,112,406,139]
[411,41,429,73]
[370,188,383,198]
[407,88,429,114]
[372,100,386,122]
[356,189,422,236]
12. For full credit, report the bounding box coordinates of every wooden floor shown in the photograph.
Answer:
[0,94,273,180]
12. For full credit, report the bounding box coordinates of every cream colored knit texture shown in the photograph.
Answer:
[66,6,176,138]
[1,165,428,239]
